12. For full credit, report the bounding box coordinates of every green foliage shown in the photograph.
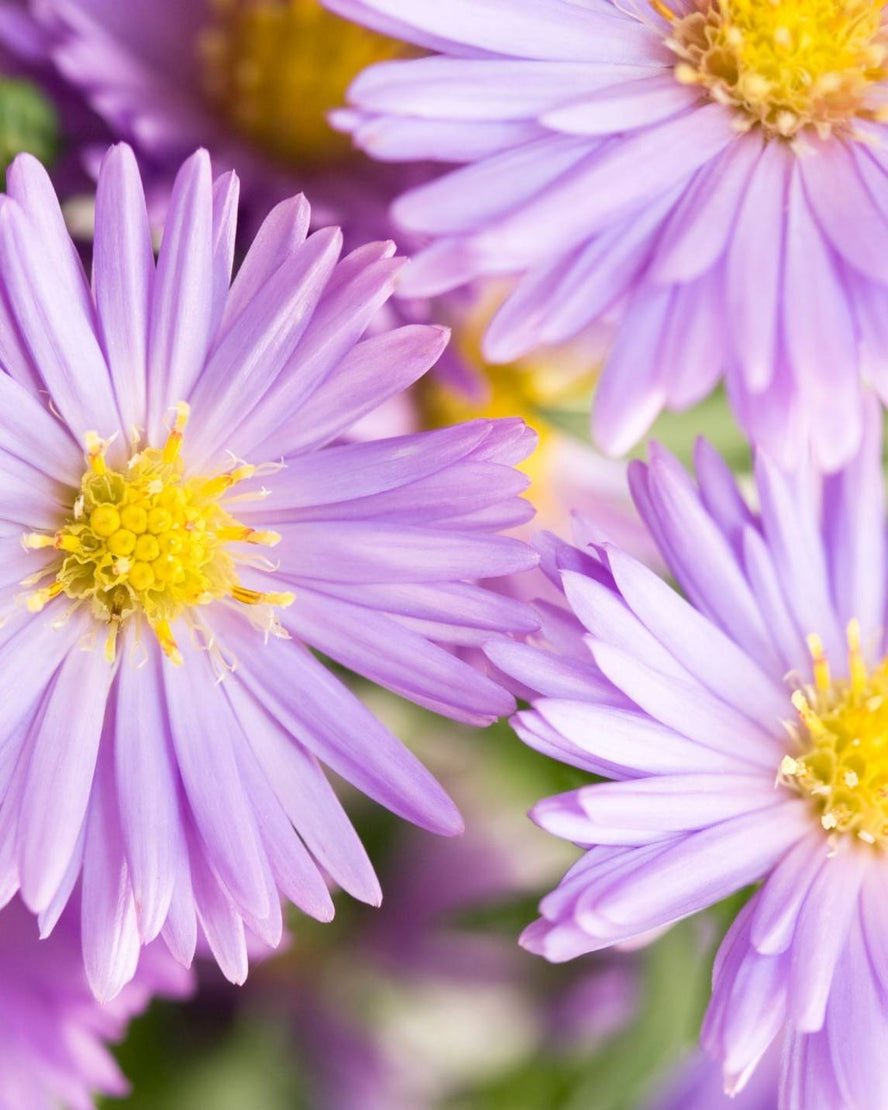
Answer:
[540,387,752,474]
[105,998,307,1110]
[0,78,59,188]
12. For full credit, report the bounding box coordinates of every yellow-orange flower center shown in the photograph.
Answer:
[659,0,888,137]
[781,620,888,845]
[418,291,596,503]
[21,403,292,666]
[197,0,410,169]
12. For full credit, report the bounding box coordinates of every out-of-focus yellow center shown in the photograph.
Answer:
[22,404,292,666]
[660,0,888,137]
[198,0,410,169]
[418,293,596,499]
[781,620,888,845]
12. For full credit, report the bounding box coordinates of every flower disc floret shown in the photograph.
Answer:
[666,0,888,136]
[781,620,888,844]
[22,403,292,664]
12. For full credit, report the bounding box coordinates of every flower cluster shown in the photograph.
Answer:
[5,0,888,1106]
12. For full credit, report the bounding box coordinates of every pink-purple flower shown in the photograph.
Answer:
[327,0,888,470]
[0,895,192,1110]
[488,400,888,1104]
[29,0,416,227]
[0,142,538,999]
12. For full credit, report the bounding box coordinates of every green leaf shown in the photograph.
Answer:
[0,77,59,189]
[539,387,752,475]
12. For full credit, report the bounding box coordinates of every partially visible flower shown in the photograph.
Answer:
[282,746,621,1109]
[0,0,107,193]
[488,400,888,1104]
[416,286,661,569]
[0,143,537,998]
[32,0,417,227]
[649,1044,779,1110]
[0,895,192,1110]
[328,0,888,469]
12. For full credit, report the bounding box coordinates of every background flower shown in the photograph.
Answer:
[0,895,192,1110]
[0,0,109,193]
[29,0,418,228]
[326,0,888,470]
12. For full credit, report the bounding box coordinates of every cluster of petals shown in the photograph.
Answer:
[0,895,192,1110]
[328,0,888,470]
[488,401,888,1106]
[0,143,538,998]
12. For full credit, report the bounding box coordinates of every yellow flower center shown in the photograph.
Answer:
[659,0,888,137]
[418,290,596,502]
[22,404,292,666]
[781,620,888,845]
[197,0,410,169]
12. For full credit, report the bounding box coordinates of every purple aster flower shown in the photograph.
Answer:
[487,399,888,1104]
[30,0,419,227]
[326,0,888,470]
[0,894,192,1109]
[0,142,538,999]
[649,1044,779,1110]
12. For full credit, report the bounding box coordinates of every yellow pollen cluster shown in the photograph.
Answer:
[659,0,888,137]
[22,404,293,666]
[197,0,411,169]
[781,620,888,846]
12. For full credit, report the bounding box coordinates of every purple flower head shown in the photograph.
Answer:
[0,894,192,1110]
[487,399,888,1105]
[0,143,538,999]
[327,0,888,470]
[31,0,420,227]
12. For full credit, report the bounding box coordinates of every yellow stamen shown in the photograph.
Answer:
[21,404,292,664]
[152,619,183,667]
[104,620,120,664]
[848,618,868,693]
[783,620,888,847]
[85,431,108,476]
[807,632,831,692]
[650,0,678,19]
[25,580,63,612]
[217,525,282,546]
[665,0,888,138]
[162,401,190,465]
[22,533,57,550]
[200,466,256,499]
[231,584,294,607]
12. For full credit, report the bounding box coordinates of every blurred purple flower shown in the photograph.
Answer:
[649,1043,780,1110]
[0,142,538,999]
[286,777,630,1107]
[0,895,192,1110]
[28,0,420,228]
[488,398,888,1104]
[326,0,888,470]
[0,0,109,193]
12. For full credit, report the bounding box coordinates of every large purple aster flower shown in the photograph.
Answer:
[327,0,888,470]
[0,895,192,1110]
[0,142,538,999]
[487,400,888,1105]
